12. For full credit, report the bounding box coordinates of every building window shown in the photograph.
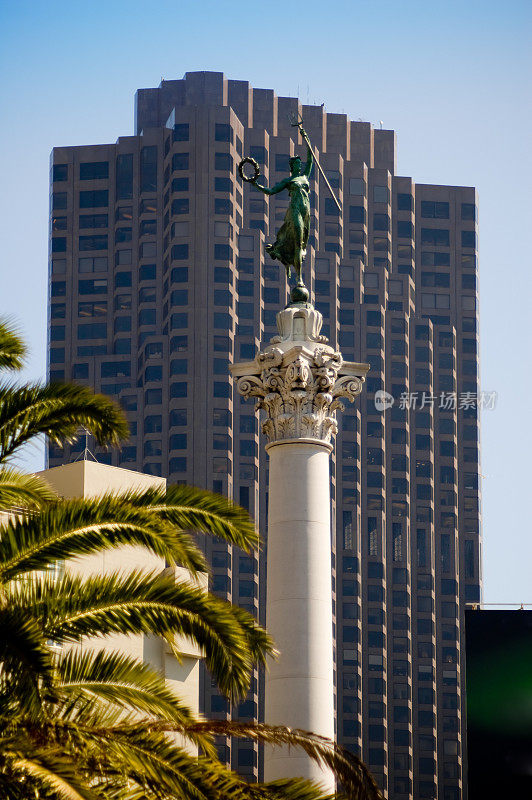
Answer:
[421,200,449,219]
[397,220,413,238]
[349,205,365,224]
[461,230,476,248]
[461,202,476,220]
[421,228,450,246]
[80,161,109,180]
[116,153,133,200]
[79,190,108,208]
[373,185,388,203]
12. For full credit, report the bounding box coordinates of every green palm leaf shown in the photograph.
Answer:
[8,569,274,700]
[0,495,206,581]
[138,484,260,552]
[0,381,128,463]
[1,736,100,800]
[0,319,25,372]
[0,466,57,511]
[0,608,56,715]
[55,648,215,755]
[184,722,383,800]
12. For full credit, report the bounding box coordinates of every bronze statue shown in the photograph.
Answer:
[238,124,311,302]
[238,120,340,304]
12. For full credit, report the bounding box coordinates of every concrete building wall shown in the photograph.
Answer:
[47,72,481,798]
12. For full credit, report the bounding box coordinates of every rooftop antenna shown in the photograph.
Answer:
[73,427,98,463]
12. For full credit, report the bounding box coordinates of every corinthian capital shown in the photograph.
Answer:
[230,305,369,446]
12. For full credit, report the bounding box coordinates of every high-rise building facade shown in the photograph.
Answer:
[48,71,481,800]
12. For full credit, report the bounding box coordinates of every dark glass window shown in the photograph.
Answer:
[172,244,189,260]
[52,192,67,210]
[373,213,389,231]
[51,238,66,253]
[461,230,476,248]
[140,219,156,236]
[397,193,412,211]
[80,161,108,180]
[52,164,68,182]
[421,271,450,288]
[140,146,157,193]
[214,177,231,192]
[249,146,267,167]
[461,202,476,220]
[421,201,449,219]
[115,227,131,242]
[421,250,450,266]
[171,198,189,215]
[79,213,108,229]
[172,177,189,192]
[79,190,108,208]
[397,220,413,238]
[172,152,189,171]
[52,218,67,233]
[79,235,107,251]
[77,322,107,339]
[215,152,233,171]
[421,228,450,247]
[325,198,340,216]
[215,123,232,142]
[214,244,231,260]
[76,277,107,296]
[215,198,231,214]
[349,205,365,224]
[116,153,133,200]
[171,122,189,141]
[140,264,156,281]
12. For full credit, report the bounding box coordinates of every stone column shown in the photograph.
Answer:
[230,303,368,789]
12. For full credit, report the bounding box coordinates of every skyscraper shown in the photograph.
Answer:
[48,71,481,800]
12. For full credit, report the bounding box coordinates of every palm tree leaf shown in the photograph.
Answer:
[4,739,101,800]
[8,569,274,700]
[0,381,128,463]
[0,466,57,511]
[0,319,25,371]
[184,721,383,800]
[0,495,206,580]
[54,648,215,755]
[131,484,259,552]
[0,608,55,714]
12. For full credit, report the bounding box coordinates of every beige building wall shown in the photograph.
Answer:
[36,460,204,749]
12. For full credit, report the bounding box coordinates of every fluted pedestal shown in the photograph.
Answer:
[230,304,368,789]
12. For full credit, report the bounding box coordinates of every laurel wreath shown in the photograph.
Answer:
[238,157,260,183]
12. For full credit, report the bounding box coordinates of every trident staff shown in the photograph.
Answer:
[289,114,341,212]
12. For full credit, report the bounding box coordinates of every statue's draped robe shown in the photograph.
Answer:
[266,177,310,278]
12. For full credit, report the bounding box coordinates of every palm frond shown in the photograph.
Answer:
[136,484,260,552]
[54,648,215,755]
[0,495,205,581]
[0,381,128,463]
[1,734,100,800]
[0,466,57,511]
[8,569,274,700]
[185,721,383,800]
[0,319,25,372]
[0,608,56,714]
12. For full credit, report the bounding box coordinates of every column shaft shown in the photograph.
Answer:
[264,439,335,789]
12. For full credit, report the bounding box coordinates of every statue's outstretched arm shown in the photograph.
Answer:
[252,177,291,196]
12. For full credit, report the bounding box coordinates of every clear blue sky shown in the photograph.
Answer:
[1,0,531,604]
